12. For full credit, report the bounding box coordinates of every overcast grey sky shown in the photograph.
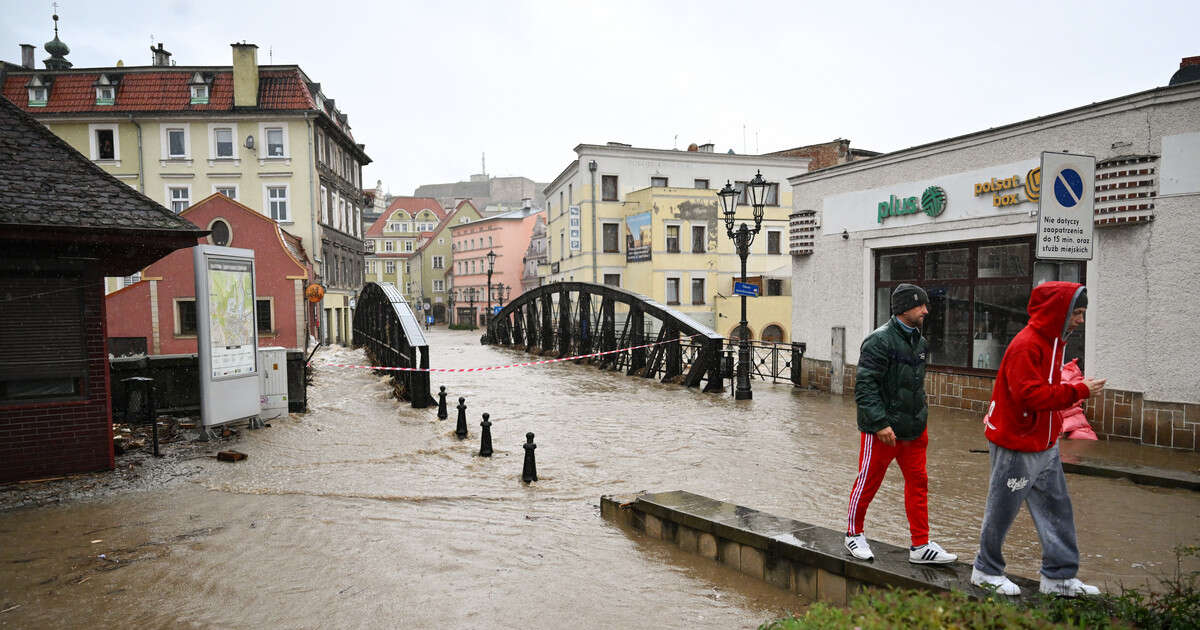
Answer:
[3,0,1197,196]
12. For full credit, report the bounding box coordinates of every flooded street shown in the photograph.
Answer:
[2,328,1199,628]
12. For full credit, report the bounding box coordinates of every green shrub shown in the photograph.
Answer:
[761,546,1198,630]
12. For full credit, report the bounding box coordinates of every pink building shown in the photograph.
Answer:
[449,207,542,326]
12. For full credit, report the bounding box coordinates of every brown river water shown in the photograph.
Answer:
[2,327,1198,628]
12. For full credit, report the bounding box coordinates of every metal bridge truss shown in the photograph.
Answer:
[351,282,434,407]
[485,282,726,392]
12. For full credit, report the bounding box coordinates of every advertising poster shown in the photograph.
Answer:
[625,211,652,262]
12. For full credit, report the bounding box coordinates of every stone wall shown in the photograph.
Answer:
[799,357,1200,451]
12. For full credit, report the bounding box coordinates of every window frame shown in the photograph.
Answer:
[213,184,238,200]
[255,297,275,335]
[258,122,289,159]
[208,123,238,160]
[690,276,706,305]
[165,184,191,214]
[162,125,190,159]
[665,223,681,253]
[694,178,710,189]
[691,223,707,253]
[173,297,198,337]
[766,229,782,255]
[650,176,669,188]
[601,175,619,201]
[601,221,621,253]
[265,184,290,222]
[665,276,681,305]
[88,123,120,162]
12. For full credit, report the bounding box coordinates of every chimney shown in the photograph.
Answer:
[698,143,715,153]
[521,197,531,209]
[151,43,171,66]
[20,44,34,69]
[231,43,259,108]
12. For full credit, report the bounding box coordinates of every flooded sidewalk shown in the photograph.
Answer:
[2,328,1198,628]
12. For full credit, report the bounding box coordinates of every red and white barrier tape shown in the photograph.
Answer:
[313,333,703,373]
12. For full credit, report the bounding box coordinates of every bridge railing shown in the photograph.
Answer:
[351,282,434,407]
[721,339,807,386]
[486,281,726,393]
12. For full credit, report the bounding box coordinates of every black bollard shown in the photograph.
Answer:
[479,413,493,457]
[455,397,468,439]
[521,432,537,483]
[437,386,448,420]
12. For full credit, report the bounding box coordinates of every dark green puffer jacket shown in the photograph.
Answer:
[854,317,928,440]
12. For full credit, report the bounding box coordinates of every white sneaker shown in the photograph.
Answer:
[1040,576,1100,596]
[971,567,1021,595]
[843,534,874,560]
[909,541,957,564]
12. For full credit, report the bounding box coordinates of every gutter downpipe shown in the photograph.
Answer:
[128,114,144,193]
[588,159,598,283]
[305,112,318,351]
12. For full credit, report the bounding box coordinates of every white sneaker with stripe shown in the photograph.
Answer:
[908,541,957,564]
[1039,576,1100,596]
[843,533,874,560]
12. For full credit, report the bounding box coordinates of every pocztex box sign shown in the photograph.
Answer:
[877,186,947,223]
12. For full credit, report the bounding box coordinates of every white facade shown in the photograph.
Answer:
[789,81,1200,404]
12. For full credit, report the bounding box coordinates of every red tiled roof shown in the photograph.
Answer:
[365,196,446,237]
[1,68,316,113]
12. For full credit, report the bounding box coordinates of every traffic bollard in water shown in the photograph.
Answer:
[479,412,493,457]
[455,397,468,439]
[437,386,448,420]
[521,432,537,483]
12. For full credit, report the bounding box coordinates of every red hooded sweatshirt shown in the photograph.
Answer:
[983,281,1092,452]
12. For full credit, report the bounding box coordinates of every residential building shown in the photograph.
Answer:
[542,142,810,339]
[0,95,204,481]
[106,193,313,355]
[1,27,370,345]
[409,200,484,322]
[787,56,1200,450]
[449,205,541,326]
[521,212,548,292]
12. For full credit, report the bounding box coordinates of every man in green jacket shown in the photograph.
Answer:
[844,283,957,564]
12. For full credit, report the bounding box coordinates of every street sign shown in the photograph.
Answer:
[733,282,759,297]
[569,205,582,252]
[1036,151,1095,260]
[493,305,502,315]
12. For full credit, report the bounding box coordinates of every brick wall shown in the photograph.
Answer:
[800,358,1200,451]
[0,279,114,482]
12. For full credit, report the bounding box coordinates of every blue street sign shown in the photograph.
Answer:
[493,305,502,315]
[426,315,434,324]
[1053,168,1084,207]
[733,282,759,297]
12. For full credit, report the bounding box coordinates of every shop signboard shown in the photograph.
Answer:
[625,211,652,262]
[568,205,582,252]
[1036,151,1095,260]
[193,245,260,432]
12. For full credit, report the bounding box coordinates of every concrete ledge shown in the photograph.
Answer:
[602,490,1041,605]
[1063,460,1200,491]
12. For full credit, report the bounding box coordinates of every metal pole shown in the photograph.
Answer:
[588,160,598,283]
[736,224,752,400]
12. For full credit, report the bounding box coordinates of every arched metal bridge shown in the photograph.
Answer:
[484,281,726,392]
[351,282,434,408]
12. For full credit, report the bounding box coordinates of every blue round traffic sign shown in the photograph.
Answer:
[1053,168,1084,208]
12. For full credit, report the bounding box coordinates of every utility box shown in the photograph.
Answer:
[257,346,289,419]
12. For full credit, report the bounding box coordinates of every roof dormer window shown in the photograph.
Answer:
[93,74,118,105]
[26,76,50,107]
[188,72,209,104]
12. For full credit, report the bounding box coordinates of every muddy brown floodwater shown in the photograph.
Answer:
[2,328,1199,628]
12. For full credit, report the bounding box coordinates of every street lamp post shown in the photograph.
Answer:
[718,171,769,401]
[484,250,496,341]
[496,282,507,308]
[447,290,456,326]
[468,288,477,330]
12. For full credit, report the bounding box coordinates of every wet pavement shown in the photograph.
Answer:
[2,327,1199,628]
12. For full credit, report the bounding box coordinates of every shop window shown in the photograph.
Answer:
[873,238,1061,371]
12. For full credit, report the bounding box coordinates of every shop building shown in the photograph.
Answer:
[788,59,1200,450]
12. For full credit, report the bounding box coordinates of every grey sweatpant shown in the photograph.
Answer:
[973,442,1080,580]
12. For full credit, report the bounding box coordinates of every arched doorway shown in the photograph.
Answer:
[729,324,753,341]
[761,324,785,343]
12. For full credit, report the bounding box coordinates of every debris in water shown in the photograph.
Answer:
[217,451,247,462]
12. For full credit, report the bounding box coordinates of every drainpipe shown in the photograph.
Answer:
[128,114,144,193]
[305,112,318,349]
[588,159,598,283]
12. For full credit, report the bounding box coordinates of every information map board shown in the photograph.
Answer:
[194,245,260,429]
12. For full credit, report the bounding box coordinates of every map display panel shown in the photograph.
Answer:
[207,258,257,378]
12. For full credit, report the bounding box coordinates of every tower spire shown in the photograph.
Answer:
[43,8,72,70]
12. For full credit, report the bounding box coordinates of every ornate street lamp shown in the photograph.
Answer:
[718,171,768,400]
[485,250,497,341]
[447,289,456,326]
[496,282,507,308]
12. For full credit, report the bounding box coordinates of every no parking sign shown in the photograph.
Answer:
[1036,151,1095,260]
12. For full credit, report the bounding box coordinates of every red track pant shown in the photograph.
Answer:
[846,429,929,547]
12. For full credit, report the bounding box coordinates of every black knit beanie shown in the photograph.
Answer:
[891,283,929,315]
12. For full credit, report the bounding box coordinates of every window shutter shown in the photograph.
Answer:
[0,274,86,381]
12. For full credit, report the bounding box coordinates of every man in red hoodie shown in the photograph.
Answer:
[970,281,1106,597]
